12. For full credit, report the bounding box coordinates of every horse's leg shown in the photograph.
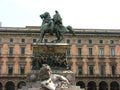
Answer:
[37,30,45,43]
[40,31,45,43]
[57,34,64,43]
[55,30,61,43]
[55,34,64,43]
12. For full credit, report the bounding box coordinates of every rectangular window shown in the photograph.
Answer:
[9,47,13,55]
[111,65,116,75]
[77,39,81,44]
[20,65,25,75]
[99,40,103,44]
[110,40,114,44]
[110,47,115,56]
[99,48,104,56]
[88,48,93,56]
[78,66,83,75]
[66,48,70,56]
[8,65,13,75]
[10,38,13,43]
[21,38,25,43]
[44,39,48,43]
[89,65,94,75]
[21,47,25,55]
[78,48,82,55]
[100,65,106,75]
[89,40,92,44]
[66,39,70,43]
[33,39,36,43]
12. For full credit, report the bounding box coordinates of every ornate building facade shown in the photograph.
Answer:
[0,26,120,90]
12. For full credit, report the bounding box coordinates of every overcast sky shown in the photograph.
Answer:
[0,0,120,29]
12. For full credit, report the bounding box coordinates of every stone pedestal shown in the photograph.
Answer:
[19,86,84,90]
[32,43,75,84]
[31,43,71,70]
[32,43,70,54]
[19,43,84,90]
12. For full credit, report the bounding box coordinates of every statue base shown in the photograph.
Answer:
[18,84,84,90]
[19,43,84,90]
[19,86,84,90]
[31,43,71,70]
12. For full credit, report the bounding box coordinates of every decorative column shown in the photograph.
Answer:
[2,86,5,90]
[86,87,88,90]
[15,85,17,90]
[2,80,5,90]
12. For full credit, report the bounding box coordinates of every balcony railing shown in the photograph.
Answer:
[76,74,120,78]
[0,73,120,78]
[0,74,27,77]
[0,54,33,57]
[98,55,106,58]
[87,55,95,58]
[0,54,119,59]
[66,55,120,59]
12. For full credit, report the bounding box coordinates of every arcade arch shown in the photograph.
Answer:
[87,81,97,90]
[5,81,15,90]
[99,81,108,90]
[17,81,26,89]
[76,81,85,89]
[110,81,119,90]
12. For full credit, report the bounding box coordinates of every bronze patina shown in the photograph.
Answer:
[37,11,75,43]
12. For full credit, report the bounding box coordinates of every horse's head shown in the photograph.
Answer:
[40,14,45,19]
[40,12,51,19]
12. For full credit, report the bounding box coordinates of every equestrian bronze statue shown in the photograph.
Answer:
[37,11,75,43]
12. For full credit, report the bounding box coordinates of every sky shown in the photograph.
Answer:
[0,0,120,29]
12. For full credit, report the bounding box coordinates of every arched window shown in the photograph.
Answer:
[110,81,119,90]
[5,81,15,90]
[99,81,108,90]
[0,82,3,90]
[87,81,97,90]
[76,81,85,89]
[17,81,26,89]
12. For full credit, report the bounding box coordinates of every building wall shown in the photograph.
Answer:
[0,27,120,90]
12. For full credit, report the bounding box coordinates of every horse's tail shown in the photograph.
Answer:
[66,25,75,36]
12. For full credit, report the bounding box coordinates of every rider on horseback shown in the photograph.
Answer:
[40,12,54,35]
[53,10,63,26]
[40,12,51,25]
[38,11,75,43]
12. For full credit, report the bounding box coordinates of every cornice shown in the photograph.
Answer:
[0,28,120,36]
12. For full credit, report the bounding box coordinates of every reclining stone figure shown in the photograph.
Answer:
[26,64,70,90]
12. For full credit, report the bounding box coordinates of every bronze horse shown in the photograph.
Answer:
[37,12,75,43]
